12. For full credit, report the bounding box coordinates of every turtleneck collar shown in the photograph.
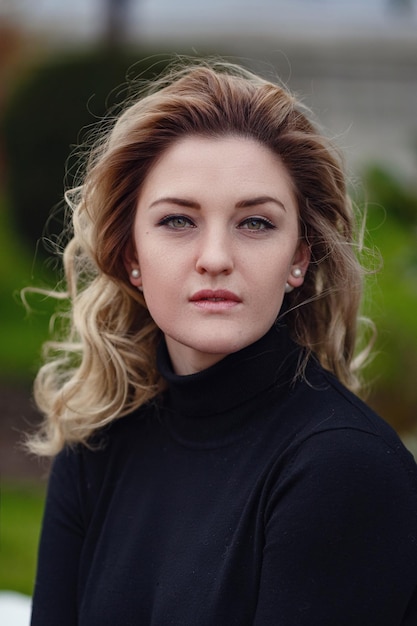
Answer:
[156,322,302,424]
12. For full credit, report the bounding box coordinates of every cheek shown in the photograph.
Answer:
[249,255,292,305]
[248,270,285,316]
[137,250,182,314]
[253,255,292,288]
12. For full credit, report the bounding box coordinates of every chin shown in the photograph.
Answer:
[194,333,259,357]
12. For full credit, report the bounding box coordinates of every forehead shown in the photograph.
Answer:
[139,135,296,201]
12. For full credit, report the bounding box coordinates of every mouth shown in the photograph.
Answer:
[190,290,241,310]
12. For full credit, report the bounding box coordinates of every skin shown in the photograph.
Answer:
[125,135,310,375]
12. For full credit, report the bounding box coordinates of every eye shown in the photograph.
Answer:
[239,217,276,231]
[158,215,195,229]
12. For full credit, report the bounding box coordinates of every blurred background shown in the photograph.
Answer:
[1,0,417,602]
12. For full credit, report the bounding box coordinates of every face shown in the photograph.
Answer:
[126,135,309,375]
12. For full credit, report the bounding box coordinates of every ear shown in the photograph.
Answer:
[123,241,142,289]
[287,241,310,290]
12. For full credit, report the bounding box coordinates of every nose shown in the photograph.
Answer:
[195,227,234,275]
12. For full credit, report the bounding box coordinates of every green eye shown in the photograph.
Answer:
[246,219,263,230]
[171,216,189,228]
[158,215,195,229]
[240,217,275,231]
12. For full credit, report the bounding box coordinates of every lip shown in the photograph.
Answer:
[190,289,242,310]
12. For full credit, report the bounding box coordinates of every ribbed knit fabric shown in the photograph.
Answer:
[31,324,417,625]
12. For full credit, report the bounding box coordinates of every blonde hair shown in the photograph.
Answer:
[29,59,371,456]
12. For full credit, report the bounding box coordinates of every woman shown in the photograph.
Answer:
[30,61,417,625]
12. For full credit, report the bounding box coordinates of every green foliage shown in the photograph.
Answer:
[0,195,55,381]
[361,166,417,428]
[0,482,46,595]
[2,48,172,252]
[365,165,417,227]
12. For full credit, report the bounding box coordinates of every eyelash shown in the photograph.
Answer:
[157,215,196,229]
[157,215,276,231]
[239,217,276,231]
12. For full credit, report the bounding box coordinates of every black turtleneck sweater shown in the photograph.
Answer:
[31,325,417,625]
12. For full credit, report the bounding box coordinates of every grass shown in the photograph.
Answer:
[0,481,46,595]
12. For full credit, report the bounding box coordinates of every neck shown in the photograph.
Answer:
[156,323,305,446]
[164,337,228,375]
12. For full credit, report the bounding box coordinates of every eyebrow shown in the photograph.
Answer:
[235,196,286,211]
[149,197,201,209]
[149,195,286,211]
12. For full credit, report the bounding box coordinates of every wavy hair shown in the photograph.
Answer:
[28,59,372,456]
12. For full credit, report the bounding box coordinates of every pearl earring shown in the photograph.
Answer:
[285,268,303,294]
[131,268,140,279]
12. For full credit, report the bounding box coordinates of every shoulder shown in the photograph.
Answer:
[51,400,158,486]
[276,359,417,499]
[46,402,158,524]
[265,375,417,541]
[286,422,417,498]
[293,358,411,450]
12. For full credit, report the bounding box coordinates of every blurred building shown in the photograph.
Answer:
[137,0,417,178]
[2,0,417,177]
